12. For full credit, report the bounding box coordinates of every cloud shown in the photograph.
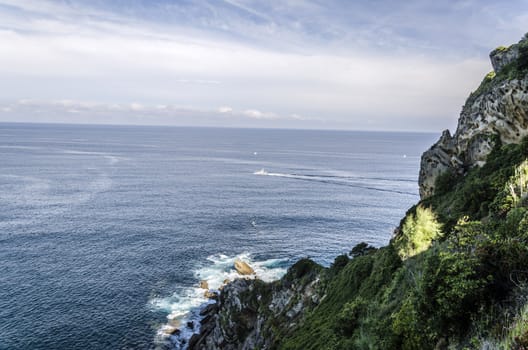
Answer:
[0,0,526,131]
[0,99,311,127]
[218,106,233,113]
[242,109,278,120]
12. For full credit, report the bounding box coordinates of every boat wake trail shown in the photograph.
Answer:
[253,169,417,196]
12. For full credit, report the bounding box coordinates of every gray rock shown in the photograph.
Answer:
[419,35,528,198]
[490,44,519,73]
[188,270,322,350]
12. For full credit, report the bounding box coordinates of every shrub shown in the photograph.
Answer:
[422,250,489,334]
[517,39,528,72]
[434,168,459,196]
[331,254,350,272]
[395,206,443,260]
[350,242,377,258]
[335,297,368,336]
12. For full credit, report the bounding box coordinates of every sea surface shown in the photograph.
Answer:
[0,123,437,349]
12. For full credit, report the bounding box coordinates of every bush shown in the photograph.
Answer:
[517,39,528,72]
[395,206,443,260]
[335,297,367,336]
[350,242,377,258]
[283,258,322,284]
[331,254,350,272]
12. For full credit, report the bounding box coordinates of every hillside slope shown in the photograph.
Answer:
[189,34,528,350]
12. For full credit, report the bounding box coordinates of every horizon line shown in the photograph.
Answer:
[0,120,442,134]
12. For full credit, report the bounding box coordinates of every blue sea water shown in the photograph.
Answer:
[0,123,437,349]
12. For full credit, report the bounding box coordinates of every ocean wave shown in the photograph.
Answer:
[150,253,287,349]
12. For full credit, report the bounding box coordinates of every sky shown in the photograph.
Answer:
[0,0,527,131]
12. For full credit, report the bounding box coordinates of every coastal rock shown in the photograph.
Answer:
[419,34,528,198]
[419,129,460,198]
[161,324,180,336]
[189,259,322,350]
[234,259,255,275]
[204,290,219,300]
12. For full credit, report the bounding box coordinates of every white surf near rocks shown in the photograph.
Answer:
[150,253,287,349]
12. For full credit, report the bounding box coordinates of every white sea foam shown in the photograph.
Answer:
[150,253,287,350]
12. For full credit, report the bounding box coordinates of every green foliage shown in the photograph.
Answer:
[330,254,350,274]
[421,249,490,334]
[392,295,431,350]
[280,248,401,350]
[518,39,528,72]
[434,168,459,196]
[335,297,367,336]
[491,301,528,349]
[283,258,323,286]
[421,138,528,230]
[494,160,528,213]
[350,242,377,258]
[395,205,443,259]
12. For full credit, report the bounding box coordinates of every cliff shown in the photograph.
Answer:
[188,34,528,350]
[419,34,528,198]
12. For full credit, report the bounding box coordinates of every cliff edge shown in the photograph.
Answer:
[419,34,528,198]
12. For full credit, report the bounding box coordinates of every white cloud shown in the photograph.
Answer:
[0,0,524,131]
[242,109,278,120]
[218,106,233,113]
[1,99,308,127]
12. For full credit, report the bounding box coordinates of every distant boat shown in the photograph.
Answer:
[254,169,268,175]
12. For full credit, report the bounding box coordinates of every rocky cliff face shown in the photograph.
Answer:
[419,35,528,198]
[188,259,322,350]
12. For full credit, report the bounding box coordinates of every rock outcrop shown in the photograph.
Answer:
[419,34,528,198]
[490,45,520,74]
[234,259,255,276]
[188,259,322,350]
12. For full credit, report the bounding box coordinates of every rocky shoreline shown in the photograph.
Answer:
[163,258,274,349]
[187,258,322,350]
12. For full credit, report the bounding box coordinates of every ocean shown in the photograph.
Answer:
[0,123,437,349]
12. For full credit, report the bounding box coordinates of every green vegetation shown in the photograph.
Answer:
[350,242,377,258]
[518,39,528,72]
[394,205,443,259]
[273,136,528,349]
